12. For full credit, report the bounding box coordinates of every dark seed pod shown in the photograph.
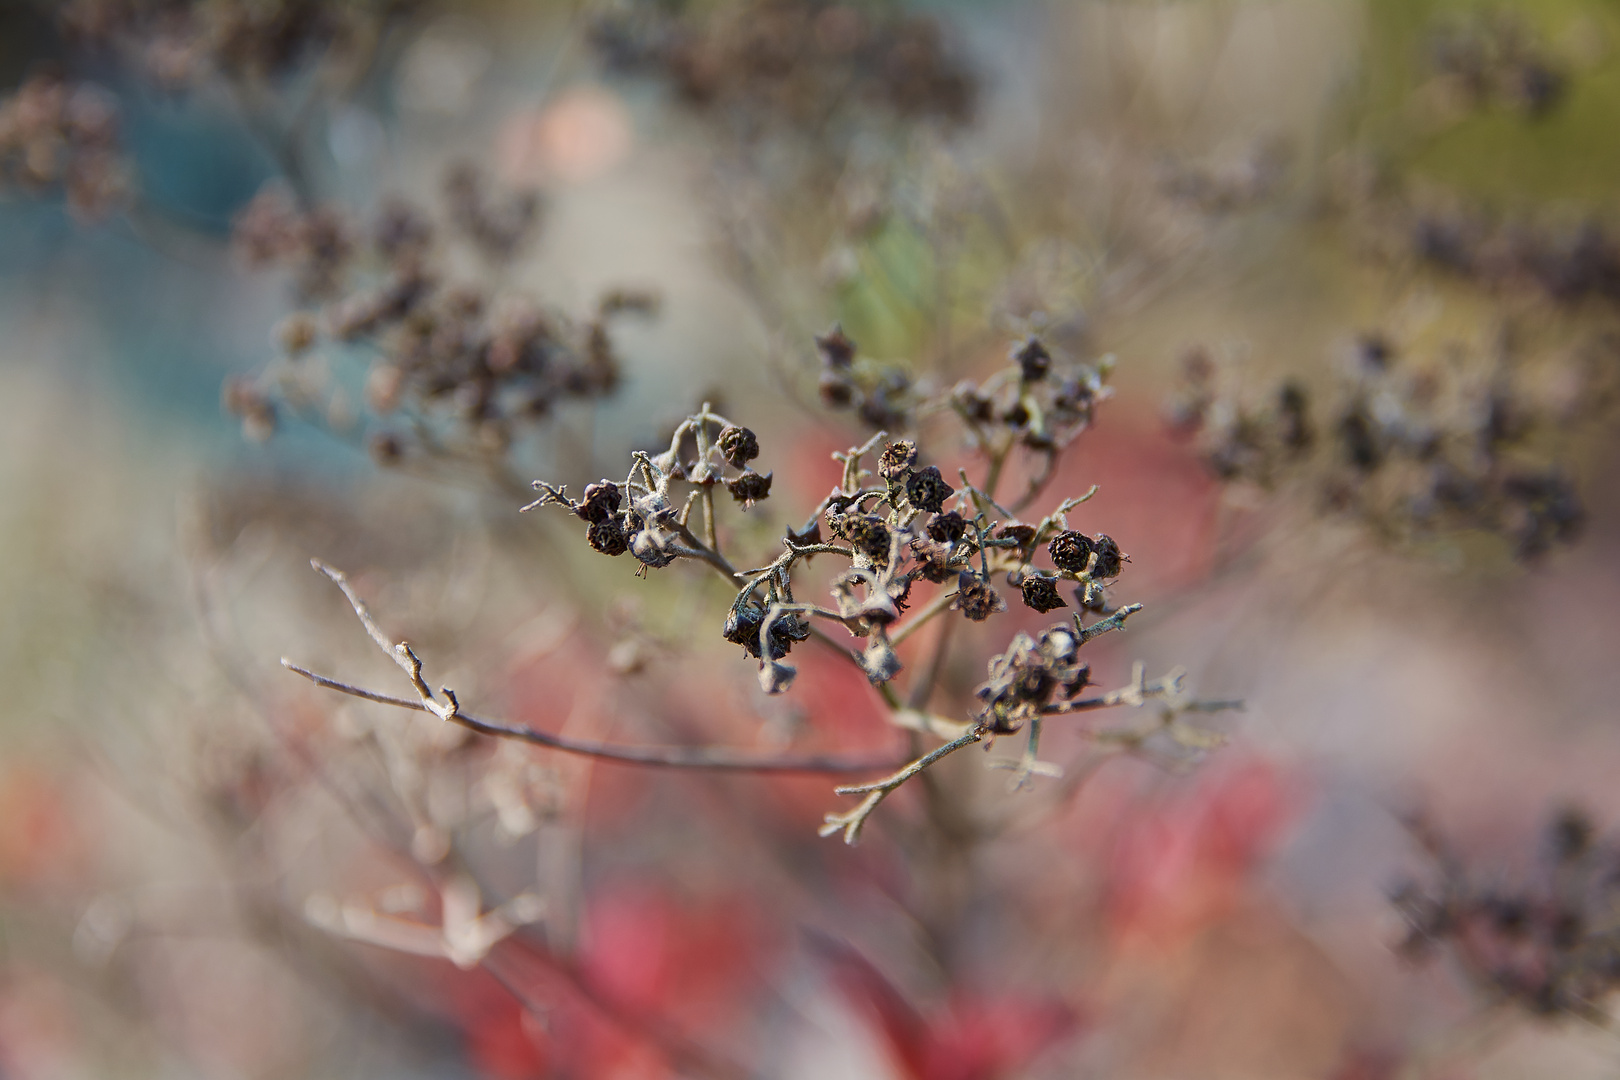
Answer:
[576,480,622,523]
[905,465,954,513]
[716,424,759,466]
[842,514,892,561]
[587,519,628,556]
[816,325,857,368]
[1090,534,1123,578]
[879,439,917,478]
[1048,530,1094,573]
[819,370,855,408]
[994,522,1037,555]
[786,520,822,548]
[927,510,968,544]
[951,381,995,423]
[1020,575,1067,613]
[954,571,1005,621]
[1013,336,1051,382]
[726,469,773,506]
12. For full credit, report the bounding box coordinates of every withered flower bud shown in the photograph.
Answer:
[926,510,968,544]
[587,519,629,556]
[905,465,954,513]
[726,469,773,507]
[819,370,855,408]
[1048,530,1094,572]
[1020,576,1067,613]
[1014,336,1051,382]
[786,520,823,548]
[842,515,892,561]
[575,480,622,523]
[1090,534,1124,578]
[953,570,1005,621]
[994,522,1037,554]
[816,325,857,368]
[717,424,760,466]
[879,439,917,478]
[951,380,995,423]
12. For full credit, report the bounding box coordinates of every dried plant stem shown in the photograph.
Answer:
[820,727,986,844]
[290,561,905,774]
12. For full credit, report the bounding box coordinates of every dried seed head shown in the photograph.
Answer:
[1020,576,1067,613]
[994,522,1037,555]
[1090,534,1124,578]
[786,520,823,548]
[954,570,1005,621]
[816,325,857,369]
[717,424,760,467]
[926,510,968,544]
[951,380,995,423]
[860,636,903,684]
[842,514,892,561]
[1014,336,1052,382]
[1049,530,1094,573]
[576,480,623,523]
[879,439,917,478]
[819,371,856,408]
[726,469,773,507]
[587,519,629,556]
[905,465,954,513]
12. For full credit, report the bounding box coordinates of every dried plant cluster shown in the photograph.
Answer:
[590,0,976,134]
[288,328,1236,848]
[0,71,127,219]
[1393,809,1620,1021]
[223,168,657,472]
[57,0,408,89]
[1422,8,1568,119]
[1166,333,1594,559]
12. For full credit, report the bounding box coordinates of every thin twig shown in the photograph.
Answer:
[819,727,985,845]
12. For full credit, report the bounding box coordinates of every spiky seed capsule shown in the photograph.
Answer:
[905,465,954,513]
[716,424,759,466]
[816,325,857,368]
[819,371,855,408]
[879,440,917,478]
[1014,336,1051,382]
[995,522,1037,554]
[1048,530,1094,572]
[843,515,891,561]
[1020,576,1067,613]
[726,469,773,506]
[1090,534,1123,578]
[927,510,968,544]
[954,571,1005,621]
[575,480,622,523]
[587,519,628,556]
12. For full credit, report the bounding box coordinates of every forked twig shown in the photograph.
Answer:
[288,560,906,775]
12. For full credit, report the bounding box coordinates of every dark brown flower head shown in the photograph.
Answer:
[1049,530,1094,573]
[726,469,773,507]
[842,514,892,562]
[951,380,995,423]
[879,439,917,478]
[905,465,954,513]
[926,510,968,544]
[819,371,855,408]
[587,519,629,556]
[723,605,808,660]
[1014,336,1052,382]
[953,570,1005,621]
[909,539,956,583]
[1090,534,1124,578]
[717,424,760,466]
[816,325,857,369]
[786,520,823,548]
[994,522,1037,555]
[975,623,1091,732]
[575,480,623,523]
[1020,575,1067,613]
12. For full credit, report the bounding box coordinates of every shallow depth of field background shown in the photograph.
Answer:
[4,1,1620,1078]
